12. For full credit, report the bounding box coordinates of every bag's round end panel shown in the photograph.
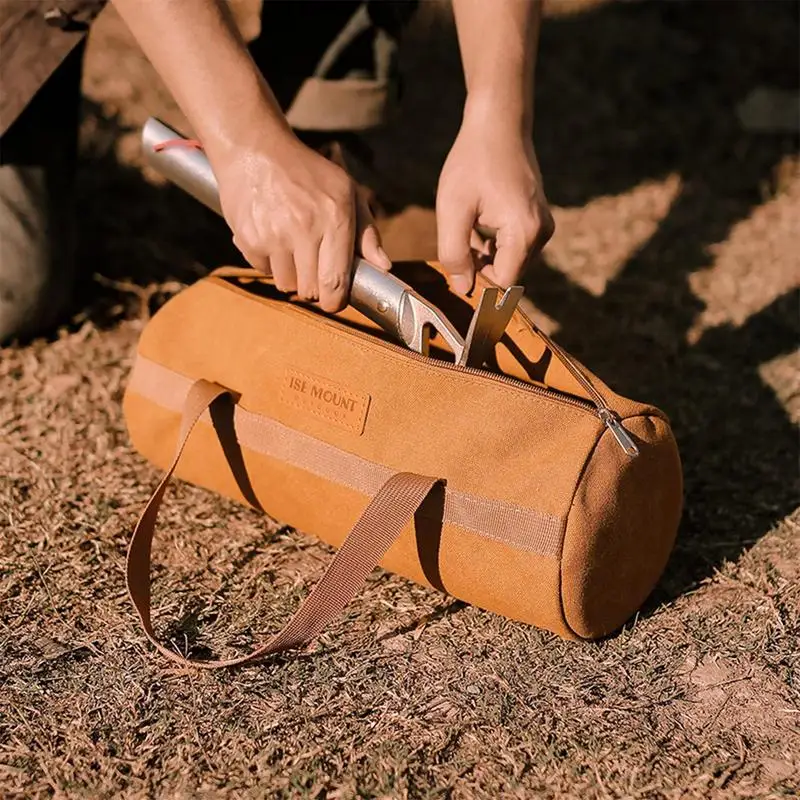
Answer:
[560,415,683,640]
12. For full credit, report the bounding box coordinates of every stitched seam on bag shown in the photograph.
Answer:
[127,356,565,558]
[204,278,595,412]
[235,403,563,555]
[210,277,665,422]
[205,276,667,422]
[280,395,360,431]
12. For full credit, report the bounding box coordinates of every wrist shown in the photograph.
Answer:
[193,73,296,169]
[462,90,534,139]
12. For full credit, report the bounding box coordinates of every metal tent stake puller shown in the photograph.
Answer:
[458,284,525,368]
[141,117,522,367]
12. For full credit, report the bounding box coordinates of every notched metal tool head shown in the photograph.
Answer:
[348,258,466,361]
[459,285,525,368]
[400,293,465,362]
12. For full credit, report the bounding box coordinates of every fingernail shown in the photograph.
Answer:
[376,245,392,270]
[450,274,472,295]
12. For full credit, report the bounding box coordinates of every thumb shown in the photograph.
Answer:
[436,200,478,295]
[356,188,391,271]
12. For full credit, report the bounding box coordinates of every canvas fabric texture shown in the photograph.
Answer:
[123,261,684,667]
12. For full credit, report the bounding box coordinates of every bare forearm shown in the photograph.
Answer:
[451,0,542,135]
[113,0,389,310]
[111,0,291,164]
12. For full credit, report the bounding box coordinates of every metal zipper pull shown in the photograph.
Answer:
[598,409,640,457]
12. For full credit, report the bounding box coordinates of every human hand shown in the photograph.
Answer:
[436,112,554,294]
[213,131,390,312]
[111,0,391,312]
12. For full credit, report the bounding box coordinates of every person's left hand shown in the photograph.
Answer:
[436,114,554,294]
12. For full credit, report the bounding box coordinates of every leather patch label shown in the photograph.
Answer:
[280,369,370,434]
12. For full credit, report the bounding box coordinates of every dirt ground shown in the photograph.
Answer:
[1,1,799,798]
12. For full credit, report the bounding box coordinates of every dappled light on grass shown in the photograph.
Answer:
[1,0,798,797]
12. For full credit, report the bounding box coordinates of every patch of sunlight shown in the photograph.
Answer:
[759,350,800,425]
[544,0,615,17]
[687,156,800,344]
[543,173,682,297]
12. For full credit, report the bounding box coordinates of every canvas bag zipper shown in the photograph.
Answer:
[216,275,640,458]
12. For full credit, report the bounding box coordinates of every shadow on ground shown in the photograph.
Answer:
[74,0,799,611]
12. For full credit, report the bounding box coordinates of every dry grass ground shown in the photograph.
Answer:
[1,1,798,797]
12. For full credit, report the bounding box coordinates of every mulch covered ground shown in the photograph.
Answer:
[1,1,798,797]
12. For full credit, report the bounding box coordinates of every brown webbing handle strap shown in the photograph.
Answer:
[126,378,441,669]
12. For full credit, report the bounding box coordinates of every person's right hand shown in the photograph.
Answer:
[213,131,391,312]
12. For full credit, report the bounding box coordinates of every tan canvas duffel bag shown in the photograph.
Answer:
[123,261,683,668]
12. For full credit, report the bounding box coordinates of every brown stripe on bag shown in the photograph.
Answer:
[127,356,565,558]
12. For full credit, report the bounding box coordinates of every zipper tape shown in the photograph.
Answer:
[214,273,640,457]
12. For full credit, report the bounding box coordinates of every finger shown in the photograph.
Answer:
[232,234,271,276]
[318,202,356,313]
[474,223,499,241]
[484,228,531,287]
[356,190,391,270]
[436,200,478,295]
[294,238,321,302]
[326,140,348,170]
[531,207,556,258]
[269,250,298,294]
[469,228,492,258]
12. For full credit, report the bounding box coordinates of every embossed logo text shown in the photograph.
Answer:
[281,370,370,434]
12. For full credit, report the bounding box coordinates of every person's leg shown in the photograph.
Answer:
[0,42,84,343]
